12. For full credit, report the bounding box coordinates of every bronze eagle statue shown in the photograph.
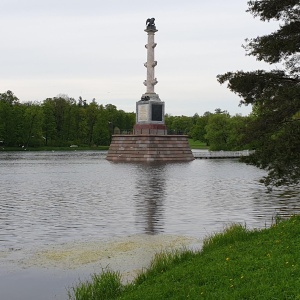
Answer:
[146,18,155,27]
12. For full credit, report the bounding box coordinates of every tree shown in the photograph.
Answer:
[165,115,193,135]
[226,114,250,150]
[190,113,210,144]
[22,102,44,147]
[0,91,22,146]
[93,106,110,146]
[205,112,231,151]
[72,103,88,145]
[123,112,135,133]
[42,99,57,146]
[217,0,300,186]
[86,100,99,146]
[0,90,19,105]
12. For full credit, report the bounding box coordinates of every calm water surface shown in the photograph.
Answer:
[0,151,299,299]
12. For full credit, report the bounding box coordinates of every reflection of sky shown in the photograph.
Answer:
[134,164,166,234]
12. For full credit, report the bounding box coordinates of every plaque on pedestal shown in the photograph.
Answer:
[136,99,165,125]
[151,103,163,121]
[137,103,149,122]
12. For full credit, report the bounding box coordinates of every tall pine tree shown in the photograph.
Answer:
[217,0,300,186]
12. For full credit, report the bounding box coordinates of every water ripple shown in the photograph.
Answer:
[0,151,299,251]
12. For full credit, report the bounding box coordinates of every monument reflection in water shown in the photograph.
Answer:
[134,164,166,234]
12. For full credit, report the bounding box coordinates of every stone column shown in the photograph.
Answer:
[144,28,158,95]
[134,18,166,134]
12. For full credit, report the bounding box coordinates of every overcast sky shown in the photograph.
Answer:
[0,0,278,116]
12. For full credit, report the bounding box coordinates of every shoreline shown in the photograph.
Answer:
[69,216,300,299]
[0,234,202,300]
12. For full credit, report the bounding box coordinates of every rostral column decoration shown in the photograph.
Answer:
[143,17,159,100]
[134,18,166,135]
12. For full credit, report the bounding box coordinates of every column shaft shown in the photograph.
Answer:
[146,32,156,93]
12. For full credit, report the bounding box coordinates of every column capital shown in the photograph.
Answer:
[144,27,158,33]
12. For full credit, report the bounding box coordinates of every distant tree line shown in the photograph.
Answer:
[166,108,251,151]
[1,90,253,151]
[0,91,135,147]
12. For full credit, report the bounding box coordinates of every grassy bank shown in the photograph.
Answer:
[69,215,300,299]
[0,146,109,151]
[1,140,204,151]
[188,139,208,149]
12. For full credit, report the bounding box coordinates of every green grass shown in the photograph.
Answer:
[69,215,300,300]
[188,139,208,149]
[0,146,109,151]
[68,270,123,300]
[2,140,205,151]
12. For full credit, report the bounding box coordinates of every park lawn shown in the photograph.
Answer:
[188,139,208,149]
[2,139,204,151]
[69,215,300,300]
[0,146,109,151]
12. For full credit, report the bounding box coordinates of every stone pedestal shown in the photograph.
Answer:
[133,124,167,135]
[106,135,194,162]
[134,99,167,134]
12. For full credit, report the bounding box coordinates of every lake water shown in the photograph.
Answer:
[0,151,299,299]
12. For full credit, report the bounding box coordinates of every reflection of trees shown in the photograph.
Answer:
[251,187,300,220]
[134,163,166,234]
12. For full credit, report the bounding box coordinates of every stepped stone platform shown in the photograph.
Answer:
[106,135,194,162]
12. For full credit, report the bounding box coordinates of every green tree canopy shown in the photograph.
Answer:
[190,113,210,144]
[205,113,231,151]
[0,90,19,105]
[217,0,300,186]
[204,112,248,151]
[0,92,136,148]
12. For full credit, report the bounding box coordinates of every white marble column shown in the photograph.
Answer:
[144,28,158,95]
